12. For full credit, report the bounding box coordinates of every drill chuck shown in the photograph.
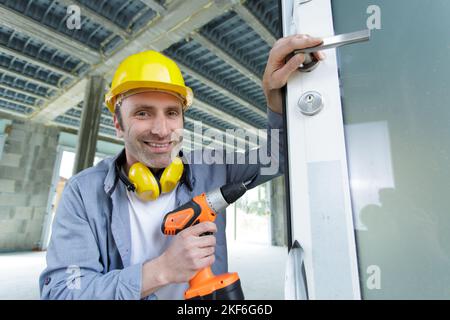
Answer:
[205,182,248,214]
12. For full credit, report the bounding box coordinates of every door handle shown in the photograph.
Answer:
[284,240,309,299]
[295,29,371,72]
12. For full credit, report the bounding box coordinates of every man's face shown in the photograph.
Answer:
[114,91,184,169]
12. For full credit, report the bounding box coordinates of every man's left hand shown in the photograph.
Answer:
[262,34,326,114]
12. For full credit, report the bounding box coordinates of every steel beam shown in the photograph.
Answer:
[140,0,167,15]
[59,0,130,39]
[234,3,276,47]
[31,0,241,122]
[0,95,38,110]
[0,45,75,79]
[30,77,87,121]
[175,60,266,118]
[0,83,50,101]
[190,32,262,86]
[0,66,59,91]
[191,99,257,130]
[0,4,101,64]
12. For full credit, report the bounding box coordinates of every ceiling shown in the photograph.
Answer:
[0,0,280,150]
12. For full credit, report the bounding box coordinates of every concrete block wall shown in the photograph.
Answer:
[0,120,59,251]
[269,175,288,247]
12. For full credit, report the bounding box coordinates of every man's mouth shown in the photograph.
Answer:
[143,141,174,153]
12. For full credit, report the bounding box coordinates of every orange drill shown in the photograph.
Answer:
[161,182,248,300]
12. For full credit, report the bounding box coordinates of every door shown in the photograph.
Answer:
[282,0,450,299]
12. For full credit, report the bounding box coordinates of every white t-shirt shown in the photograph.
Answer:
[125,186,189,300]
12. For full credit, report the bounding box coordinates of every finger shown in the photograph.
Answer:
[195,235,216,248]
[196,255,215,270]
[269,35,323,65]
[313,51,326,60]
[186,222,217,237]
[272,53,306,86]
[197,246,215,259]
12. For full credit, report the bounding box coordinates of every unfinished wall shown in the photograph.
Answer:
[0,120,59,251]
[269,175,288,247]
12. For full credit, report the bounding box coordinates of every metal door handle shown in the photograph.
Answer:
[295,29,371,72]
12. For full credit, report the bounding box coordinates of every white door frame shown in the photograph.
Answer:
[281,0,361,299]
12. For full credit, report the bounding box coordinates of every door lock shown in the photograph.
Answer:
[298,91,323,116]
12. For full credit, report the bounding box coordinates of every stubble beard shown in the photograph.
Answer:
[125,136,182,169]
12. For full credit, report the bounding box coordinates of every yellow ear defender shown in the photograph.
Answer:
[127,157,184,201]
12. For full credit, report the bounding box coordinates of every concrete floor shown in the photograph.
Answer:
[0,251,46,300]
[0,242,287,300]
[227,241,287,300]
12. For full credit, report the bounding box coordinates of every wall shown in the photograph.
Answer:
[0,120,59,251]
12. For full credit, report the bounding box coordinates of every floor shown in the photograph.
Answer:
[0,251,47,300]
[0,242,287,300]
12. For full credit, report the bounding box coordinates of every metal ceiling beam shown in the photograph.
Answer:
[31,0,239,123]
[0,107,29,119]
[50,120,121,142]
[59,0,130,39]
[184,118,259,148]
[234,2,276,47]
[54,113,115,131]
[190,32,262,86]
[29,77,87,121]
[0,66,60,91]
[191,99,257,130]
[0,45,75,79]
[0,96,38,110]
[175,60,266,118]
[0,84,50,101]
[140,0,167,15]
[0,4,101,64]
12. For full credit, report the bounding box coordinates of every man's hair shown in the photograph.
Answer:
[115,101,124,130]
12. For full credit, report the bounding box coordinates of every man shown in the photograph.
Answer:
[39,34,324,299]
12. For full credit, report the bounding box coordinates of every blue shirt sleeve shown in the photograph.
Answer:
[39,180,152,300]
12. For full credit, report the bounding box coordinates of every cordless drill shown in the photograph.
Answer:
[161,181,249,300]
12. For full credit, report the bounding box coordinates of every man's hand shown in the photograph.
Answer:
[141,222,217,298]
[262,34,325,114]
[158,221,217,283]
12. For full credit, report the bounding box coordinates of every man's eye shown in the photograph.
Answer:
[168,111,179,117]
[136,111,149,117]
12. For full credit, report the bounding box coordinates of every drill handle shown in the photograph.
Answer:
[161,200,202,235]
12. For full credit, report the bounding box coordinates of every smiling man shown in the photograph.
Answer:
[39,35,324,300]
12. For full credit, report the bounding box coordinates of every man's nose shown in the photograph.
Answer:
[150,114,170,137]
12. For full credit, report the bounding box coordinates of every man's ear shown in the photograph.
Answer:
[113,113,124,138]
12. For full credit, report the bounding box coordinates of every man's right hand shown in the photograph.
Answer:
[158,221,217,284]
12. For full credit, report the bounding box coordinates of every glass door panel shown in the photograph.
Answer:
[333,0,450,299]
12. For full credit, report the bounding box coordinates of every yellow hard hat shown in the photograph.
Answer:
[105,50,193,113]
